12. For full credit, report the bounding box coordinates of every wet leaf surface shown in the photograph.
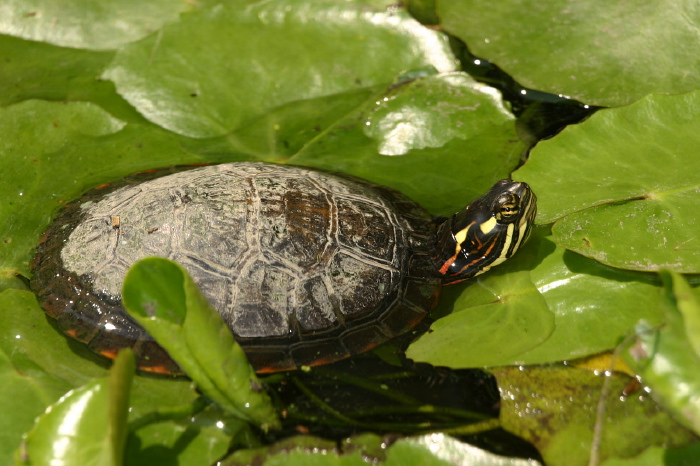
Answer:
[15,350,134,466]
[0,0,193,50]
[2,0,700,463]
[221,432,542,465]
[408,227,665,367]
[104,0,458,138]
[0,289,225,465]
[515,92,700,273]
[438,0,700,107]
[623,271,700,436]
[123,258,280,430]
[492,365,696,466]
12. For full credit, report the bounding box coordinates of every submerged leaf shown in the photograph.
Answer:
[492,365,695,466]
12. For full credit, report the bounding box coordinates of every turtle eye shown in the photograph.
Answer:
[499,204,518,218]
[494,193,520,221]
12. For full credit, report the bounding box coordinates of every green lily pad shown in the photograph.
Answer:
[492,365,696,466]
[0,289,102,465]
[103,0,459,138]
[438,0,700,107]
[125,406,239,466]
[0,0,193,50]
[406,265,555,368]
[0,34,122,114]
[515,231,664,363]
[122,258,280,431]
[0,100,204,284]
[515,91,700,273]
[407,227,665,368]
[387,434,541,465]
[291,72,525,216]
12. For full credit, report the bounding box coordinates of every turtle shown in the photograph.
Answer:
[31,162,536,374]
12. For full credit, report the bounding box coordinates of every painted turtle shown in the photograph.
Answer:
[31,162,536,374]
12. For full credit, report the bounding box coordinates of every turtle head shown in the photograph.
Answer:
[434,179,537,284]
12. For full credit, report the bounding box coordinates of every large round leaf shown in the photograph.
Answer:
[0,100,203,282]
[407,227,665,368]
[438,0,700,107]
[515,91,700,273]
[291,72,525,216]
[0,0,192,50]
[103,0,459,137]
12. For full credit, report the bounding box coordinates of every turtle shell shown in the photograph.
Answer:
[31,162,442,373]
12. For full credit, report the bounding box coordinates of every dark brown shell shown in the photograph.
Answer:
[31,162,442,373]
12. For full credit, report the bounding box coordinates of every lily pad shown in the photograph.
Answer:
[407,227,665,368]
[406,265,555,367]
[103,0,459,138]
[600,442,700,466]
[438,0,700,107]
[515,91,700,273]
[0,0,193,50]
[14,350,134,466]
[291,72,525,216]
[17,377,115,465]
[125,406,239,466]
[0,100,203,284]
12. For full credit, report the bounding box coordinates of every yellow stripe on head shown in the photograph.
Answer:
[453,222,472,250]
[479,217,498,235]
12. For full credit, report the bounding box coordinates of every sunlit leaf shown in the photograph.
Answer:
[291,72,525,216]
[438,0,700,107]
[104,0,458,137]
[515,92,700,273]
[220,433,541,465]
[15,350,134,466]
[122,258,280,430]
[408,227,665,368]
[623,271,700,435]
[0,0,193,50]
